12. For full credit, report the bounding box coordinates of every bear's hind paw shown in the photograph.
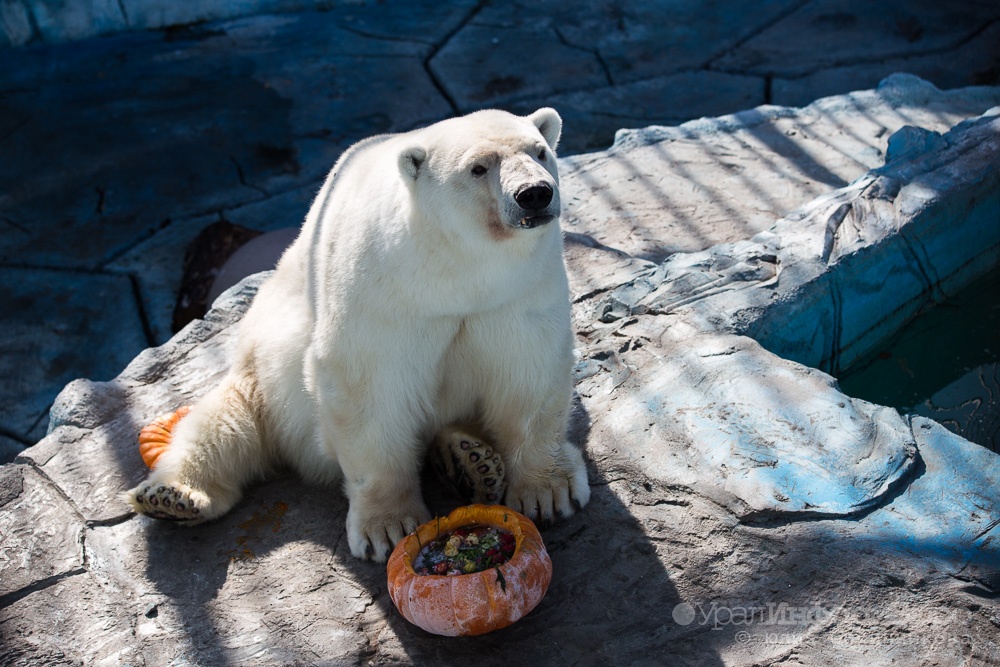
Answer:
[431,426,506,504]
[126,481,208,524]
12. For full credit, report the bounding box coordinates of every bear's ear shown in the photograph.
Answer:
[399,145,427,181]
[528,108,562,151]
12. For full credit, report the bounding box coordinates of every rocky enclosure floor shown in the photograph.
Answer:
[3,76,999,664]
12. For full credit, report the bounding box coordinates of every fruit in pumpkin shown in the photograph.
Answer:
[138,406,192,469]
[386,504,552,636]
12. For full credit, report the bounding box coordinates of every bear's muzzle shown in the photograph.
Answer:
[515,183,556,228]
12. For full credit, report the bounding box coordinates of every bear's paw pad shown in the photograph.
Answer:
[128,482,206,523]
[431,426,506,504]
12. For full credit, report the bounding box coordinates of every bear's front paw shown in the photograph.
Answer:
[505,442,590,523]
[125,480,213,524]
[346,502,431,562]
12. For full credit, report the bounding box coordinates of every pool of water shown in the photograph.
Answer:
[837,267,1000,453]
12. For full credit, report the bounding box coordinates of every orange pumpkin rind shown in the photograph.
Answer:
[138,406,192,469]
[387,504,552,636]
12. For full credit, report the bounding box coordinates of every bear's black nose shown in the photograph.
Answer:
[515,184,553,210]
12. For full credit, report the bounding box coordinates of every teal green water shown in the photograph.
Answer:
[837,267,1000,450]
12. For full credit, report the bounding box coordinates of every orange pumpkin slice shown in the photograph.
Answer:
[387,504,552,636]
[138,406,192,469]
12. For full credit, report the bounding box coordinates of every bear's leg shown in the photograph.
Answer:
[124,372,271,524]
[429,424,505,504]
[485,400,590,523]
[317,406,431,561]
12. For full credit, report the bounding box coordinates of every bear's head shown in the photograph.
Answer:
[398,108,563,243]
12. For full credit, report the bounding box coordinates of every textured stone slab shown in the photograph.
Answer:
[914,363,1000,453]
[81,479,372,665]
[429,22,608,112]
[746,110,1000,373]
[510,70,765,154]
[106,212,220,346]
[575,322,917,520]
[107,183,315,345]
[5,77,1000,664]
[26,0,126,44]
[772,22,1000,107]
[430,0,801,109]
[0,267,147,441]
[0,570,141,666]
[559,76,1000,264]
[14,272,999,664]
[0,9,451,271]
[570,80,1000,369]
[714,0,1000,78]
[0,464,84,598]
[24,279,259,523]
[850,416,1000,572]
[2,0,481,48]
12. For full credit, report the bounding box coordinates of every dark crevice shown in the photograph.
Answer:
[0,115,32,146]
[897,227,946,304]
[21,2,42,46]
[738,443,926,528]
[25,407,50,442]
[230,156,268,197]
[87,512,137,528]
[704,0,812,70]
[827,277,843,375]
[422,0,490,115]
[738,17,1000,83]
[98,217,172,269]
[0,425,31,446]
[116,0,130,27]
[26,463,90,523]
[553,25,614,87]
[128,274,157,347]
[0,214,30,235]
[334,23,435,47]
[0,568,88,609]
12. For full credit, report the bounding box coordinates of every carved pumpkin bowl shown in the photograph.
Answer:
[387,504,552,636]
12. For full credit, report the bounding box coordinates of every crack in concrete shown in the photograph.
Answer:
[98,218,173,270]
[333,22,434,47]
[229,156,269,197]
[94,187,106,215]
[897,226,946,304]
[421,0,490,115]
[704,0,813,70]
[0,214,31,236]
[736,16,1000,82]
[0,115,32,146]
[128,273,158,348]
[86,512,136,528]
[552,25,613,87]
[827,275,844,374]
[0,568,89,609]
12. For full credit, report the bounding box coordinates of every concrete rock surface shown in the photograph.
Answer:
[3,77,1000,665]
[3,0,999,461]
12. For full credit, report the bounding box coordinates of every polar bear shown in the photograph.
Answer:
[125,108,590,561]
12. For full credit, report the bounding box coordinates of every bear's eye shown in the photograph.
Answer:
[537,148,547,161]
[471,165,488,177]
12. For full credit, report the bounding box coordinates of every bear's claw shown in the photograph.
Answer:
[126,481,207,524]
[431,426,506,504]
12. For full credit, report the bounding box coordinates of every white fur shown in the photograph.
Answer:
[127,108,590,560]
